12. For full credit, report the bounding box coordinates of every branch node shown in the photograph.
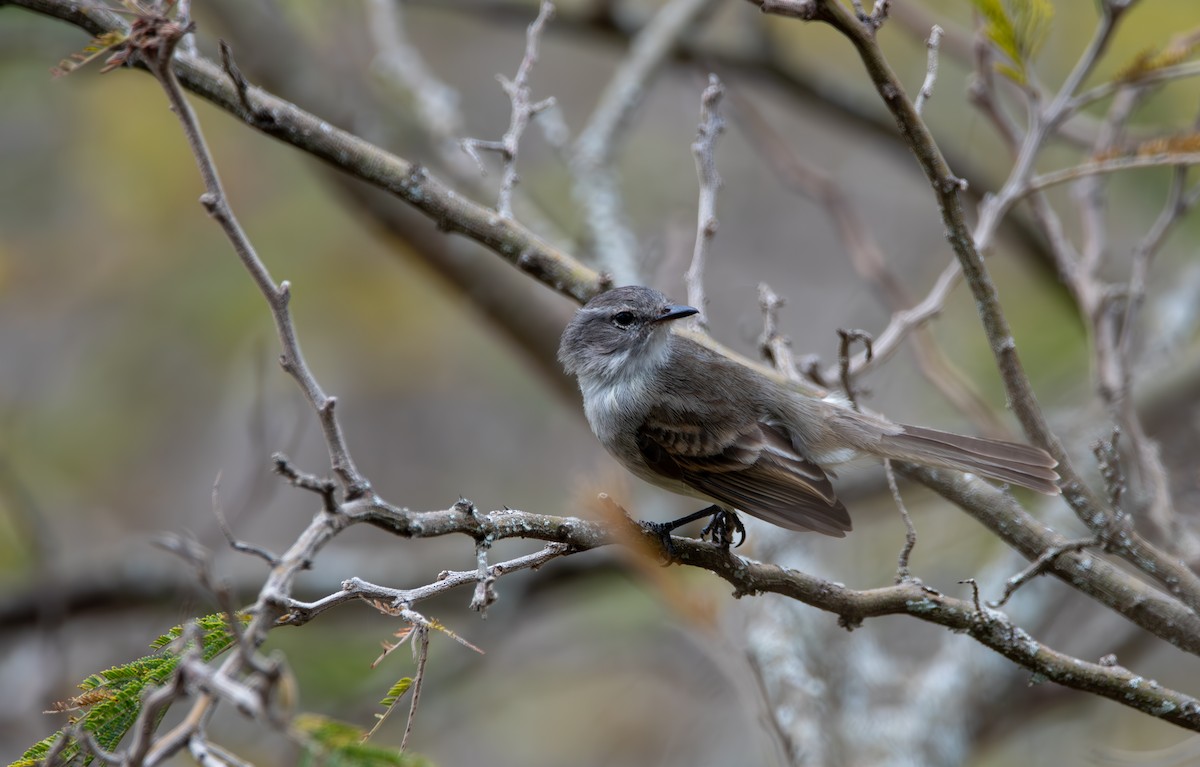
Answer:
[959,578,983,614]
[218,39,273,126]
[455,497,480,519]
[272,453,339,510]
[470,539,498,614]
[836,328,874,409]
[989,537,1098,607]
[757,283,803,382]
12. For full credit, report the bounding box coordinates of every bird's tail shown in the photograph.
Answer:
[879,425,1060,495]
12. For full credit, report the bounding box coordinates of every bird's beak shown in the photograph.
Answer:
[652,304,699,324]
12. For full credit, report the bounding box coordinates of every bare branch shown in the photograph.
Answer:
[1025,151,1200,196]
[836,328,873,409]
[884,459,917,583]
[282,543,572,626]
[913,24,943,116]
[685,74,726,327]
[756,282,803,383]
[337,499,1200,730]
[571,0,722,284]
[134,25,372,501]
[470,539,497,614]
[365,0,467,164]
[756,0,1200,617]
[990,538,1098,608]
[728,86,1006,434]
[460,1,557,219]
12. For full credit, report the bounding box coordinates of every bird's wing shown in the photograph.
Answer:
[637,413,852,537]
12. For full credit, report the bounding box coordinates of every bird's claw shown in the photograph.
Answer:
[640,505,744,561]
[700,509,746,550]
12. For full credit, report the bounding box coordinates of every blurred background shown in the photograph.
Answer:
[2,0,1200,764]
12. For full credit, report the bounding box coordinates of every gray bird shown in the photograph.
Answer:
[558,285,1059,547]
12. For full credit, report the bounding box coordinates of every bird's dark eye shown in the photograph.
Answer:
[611,311,636,329]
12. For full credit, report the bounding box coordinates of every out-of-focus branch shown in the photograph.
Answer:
[365,0,470,172]
[684,74,725,328]
[965,3,1200,562]
[460,1,558,220]
[570,0,722,284]
[750,0,1200,617]
[728,86,1009,437]
[913,24,943,116]
[16,0,605,305]
[1024,151,1200,195]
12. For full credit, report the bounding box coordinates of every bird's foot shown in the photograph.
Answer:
[699,508,746,550]
[641,505,744,560]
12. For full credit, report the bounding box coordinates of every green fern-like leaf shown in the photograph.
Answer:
[379,678,415,708]
[10,613,248,767]
[970,0,1053,84]
[294,715,434,767]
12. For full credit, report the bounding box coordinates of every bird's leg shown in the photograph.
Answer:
[643,506,718,560]
[642,505,744,558]
[700,508,746,550]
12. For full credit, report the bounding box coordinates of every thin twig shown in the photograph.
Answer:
[460,1,557,219]
[990,538,1098,608]
[146,31,372,501]
[884,459,917,583]
[1025,152,1200,196]
[212,473,279,565]
[401,626,429,752]
[836,328,873,409]
[570,0,721,284]
[684,74,725,328]
[913,24,943,116]
[470,539,497,613]
[756,283,802,383]
[283,543,573,626]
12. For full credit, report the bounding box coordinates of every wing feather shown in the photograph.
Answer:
[638,414,852,537]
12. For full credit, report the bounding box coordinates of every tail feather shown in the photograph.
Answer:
[881,425,1060,495]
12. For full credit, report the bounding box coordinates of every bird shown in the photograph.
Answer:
[558,285,1060,549]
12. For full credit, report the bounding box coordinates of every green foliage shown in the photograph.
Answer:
[970,0,1054,84]
[294,715,433,767]
[10,613,247,767]
[379,678,415,708]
